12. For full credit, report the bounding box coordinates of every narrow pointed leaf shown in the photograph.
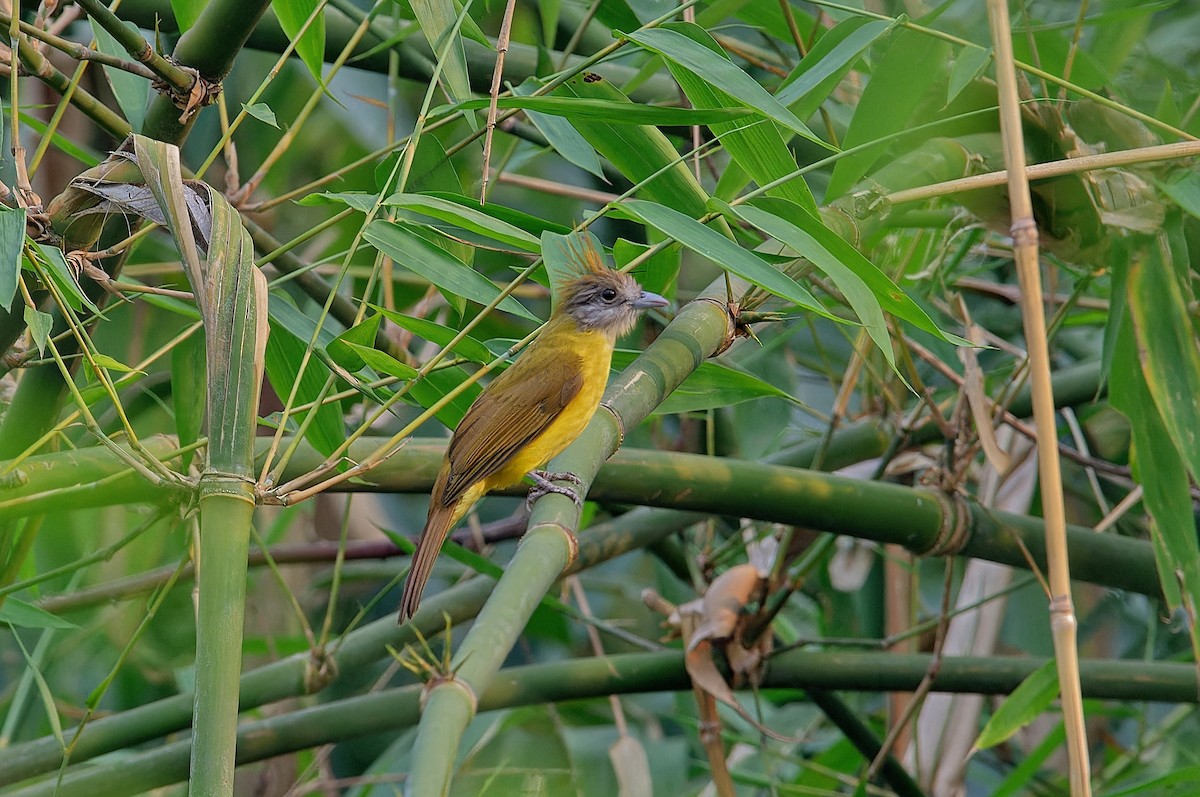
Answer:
[363,220,539,321]
[382,193,540,251]
[623,199,829,317]
[624,27,825,146]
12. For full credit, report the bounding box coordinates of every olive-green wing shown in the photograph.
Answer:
[441,351,584,504]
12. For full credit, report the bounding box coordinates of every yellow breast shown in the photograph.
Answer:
[483,328,613,492]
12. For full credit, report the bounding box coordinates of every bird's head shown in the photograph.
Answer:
[558,268,668,338]
[553,236,669,339]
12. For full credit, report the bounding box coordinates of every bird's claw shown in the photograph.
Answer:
[527,470,584,508]
[533,470,583,486]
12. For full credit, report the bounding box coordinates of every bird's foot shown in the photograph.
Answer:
[527,470,584,508]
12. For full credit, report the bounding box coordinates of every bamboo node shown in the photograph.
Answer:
[598,401,625,448]
[1049,593,1076,618]
[1009,216,1040,247]
[421,673,477,713]
[922,491,972,557]
[302,647,338,693]
[524,521,579,567]
[692,297,738,355]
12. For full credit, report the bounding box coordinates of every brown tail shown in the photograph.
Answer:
[398,499,458,623]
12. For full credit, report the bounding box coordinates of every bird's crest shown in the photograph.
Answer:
[560,232,609,278]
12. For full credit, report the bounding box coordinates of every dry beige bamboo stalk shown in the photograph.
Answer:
[985,1,1092,794]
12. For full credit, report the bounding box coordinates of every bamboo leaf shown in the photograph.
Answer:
[0,598,78,629]
[411,0,472,106]
[23,306,51,354]
[382,192,540,251]
[369,304,493,364]
[29,244,101,315]
[327,313,384,372]
[826,29,953,199]
[552,74,710,218]
[363,220,539,321]
[169,0,205,30]
[514,81,606,180]
[341,341,418,380]
[449,95,755,126]
[732,202,892,367]
[264,320,346,457]
[623,199,830,317]
[776,18,892,119]
[624,27,824,146]
[90,18,150,132]
[242,102,280,129]
[0,205,25,310]
[658,22,817,215]
[273,0,326,83]
[1126,237,1200,484]
[974,660,1059,750]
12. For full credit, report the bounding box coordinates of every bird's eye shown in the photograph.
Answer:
[600,288,618,302]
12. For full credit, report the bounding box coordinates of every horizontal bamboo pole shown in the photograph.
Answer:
[3,649,1194,797]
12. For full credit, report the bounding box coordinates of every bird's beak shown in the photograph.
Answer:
[633,290,669,309]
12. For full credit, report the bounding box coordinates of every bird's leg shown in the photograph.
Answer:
[526,470,583,508]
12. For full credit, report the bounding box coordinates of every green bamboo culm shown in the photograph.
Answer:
[134,136,268,797]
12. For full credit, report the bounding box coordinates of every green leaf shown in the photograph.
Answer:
[382,192,540,251]
[513,80,606,180]
[411,0,472,106]
[369,304,493,364]
[407,364,481,430]
[264,319,346,458]
[1126,237,1200,484]
[612,351,793,414]
[448,95,756,126]
[624,27,825,147]
[826,28,953,199]
[733,203,891,367]
[363,220,539,321]
[974,660,1059,750]
[272,0,327,85]
[342,342,418,380]
[1158,171,1200,219]
[169,0,205,31]
[658,23,816,215]
[90,19,149,132]
[23,306,51,355]
[622,199,829,317]
[948,46,992,106]
[553,74,710,219]
[28,244,101,316]
[423,192,571,239]
[91,353,142,374]
[0,598,78,630]
[242,102,280,129]
[171,332,206,471]
[0,205,26,310]
[328,313,384,372]
[1113,252,1200,647]
[777,18,892,120]
[297,191,378,212]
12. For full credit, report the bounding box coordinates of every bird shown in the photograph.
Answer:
[397,240,668,622]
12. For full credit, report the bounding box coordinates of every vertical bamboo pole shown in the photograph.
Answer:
[985,2,1092,794]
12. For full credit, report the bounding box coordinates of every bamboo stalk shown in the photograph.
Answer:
[3,650,1196,797]
[986,2,1091,794]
